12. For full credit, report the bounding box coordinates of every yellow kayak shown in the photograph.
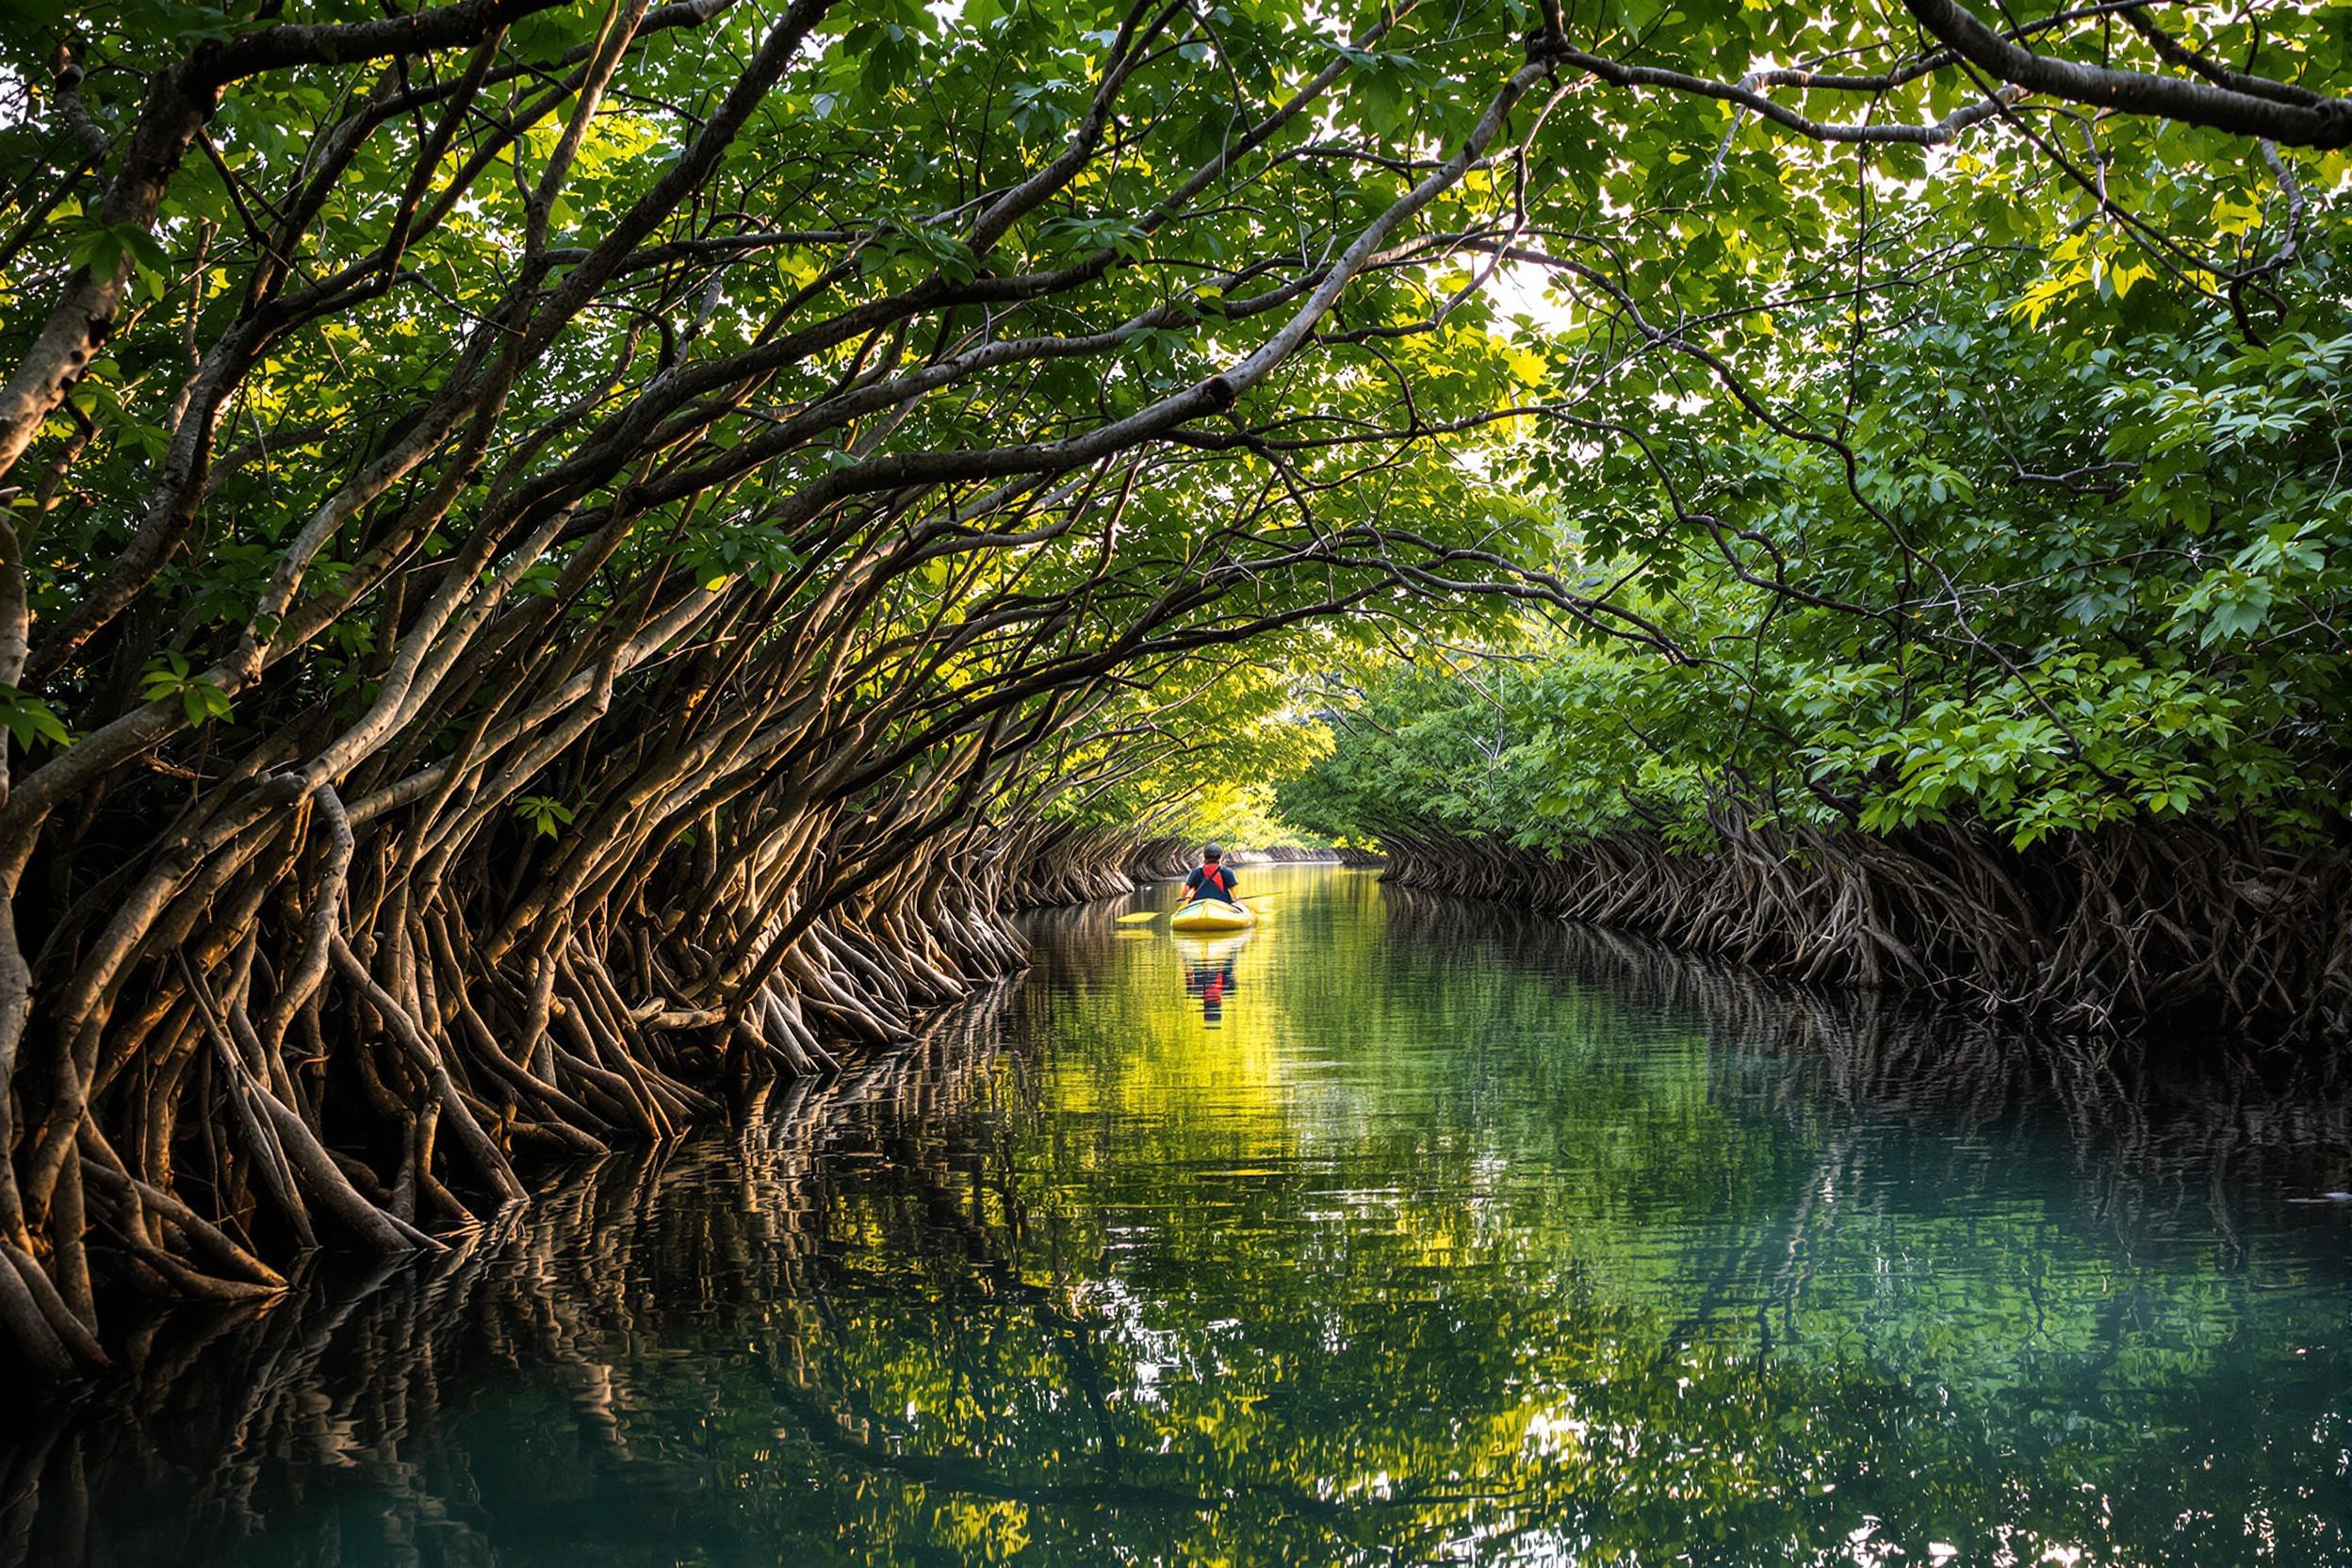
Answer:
[1169,898,1254,933]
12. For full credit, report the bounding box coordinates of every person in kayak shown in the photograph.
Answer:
[1184,844,1241,907]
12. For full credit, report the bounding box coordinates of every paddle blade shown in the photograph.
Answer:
[1115,909,1166,924]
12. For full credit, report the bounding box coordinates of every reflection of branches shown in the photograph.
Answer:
[1380,886,2352,1204]
[3,991,1021,1564]
[11,967,1432,1559]
[1377,822,2352,1044]
[762,1370,1358,1523]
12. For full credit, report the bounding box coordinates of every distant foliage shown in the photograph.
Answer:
[1287,212,2352,857]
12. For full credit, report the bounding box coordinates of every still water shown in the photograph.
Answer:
[6,866,2348,1566]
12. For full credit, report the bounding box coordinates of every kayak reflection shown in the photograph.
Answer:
[1178,933,1249,1026]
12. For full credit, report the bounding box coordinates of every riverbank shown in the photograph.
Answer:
[1370,825,2351,1047]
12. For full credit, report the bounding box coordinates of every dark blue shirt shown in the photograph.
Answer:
[1184,864,1239,905]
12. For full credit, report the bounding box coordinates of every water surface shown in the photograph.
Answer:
[6,866,2347,1565]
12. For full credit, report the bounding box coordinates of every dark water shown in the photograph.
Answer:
[5,866,2349,1566]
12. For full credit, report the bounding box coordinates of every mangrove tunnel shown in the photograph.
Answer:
[0,0,2347,1556]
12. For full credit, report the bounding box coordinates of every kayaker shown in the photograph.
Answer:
[1184,844,1241,907]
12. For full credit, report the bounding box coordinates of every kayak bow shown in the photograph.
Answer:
[1168,898,1255,933]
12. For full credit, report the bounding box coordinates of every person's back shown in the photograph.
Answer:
[1184,846,1240,906]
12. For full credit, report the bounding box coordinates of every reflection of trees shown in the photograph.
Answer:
[0,995,1024,1566]
[1382,887,2352,1209]
[4,980,1462,1566]
[1373,887,2349,1562]
[1388,884,2351,1429]
[2,887,2344,1567]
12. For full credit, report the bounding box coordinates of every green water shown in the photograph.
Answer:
[7,867,2348,1565]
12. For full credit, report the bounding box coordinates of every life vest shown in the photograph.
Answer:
[1195,862,1233,900]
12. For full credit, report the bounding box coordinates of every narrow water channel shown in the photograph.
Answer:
[6,866,2347,1566]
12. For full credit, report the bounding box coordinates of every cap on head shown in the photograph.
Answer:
[1202,843,1223,861]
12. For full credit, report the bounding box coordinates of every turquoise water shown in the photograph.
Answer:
[5,866,2346,1565]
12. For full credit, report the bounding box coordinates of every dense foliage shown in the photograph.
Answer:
[1280,249,2352,1034]
[1281,81,2352,1037]
[1285,245,2352,852]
